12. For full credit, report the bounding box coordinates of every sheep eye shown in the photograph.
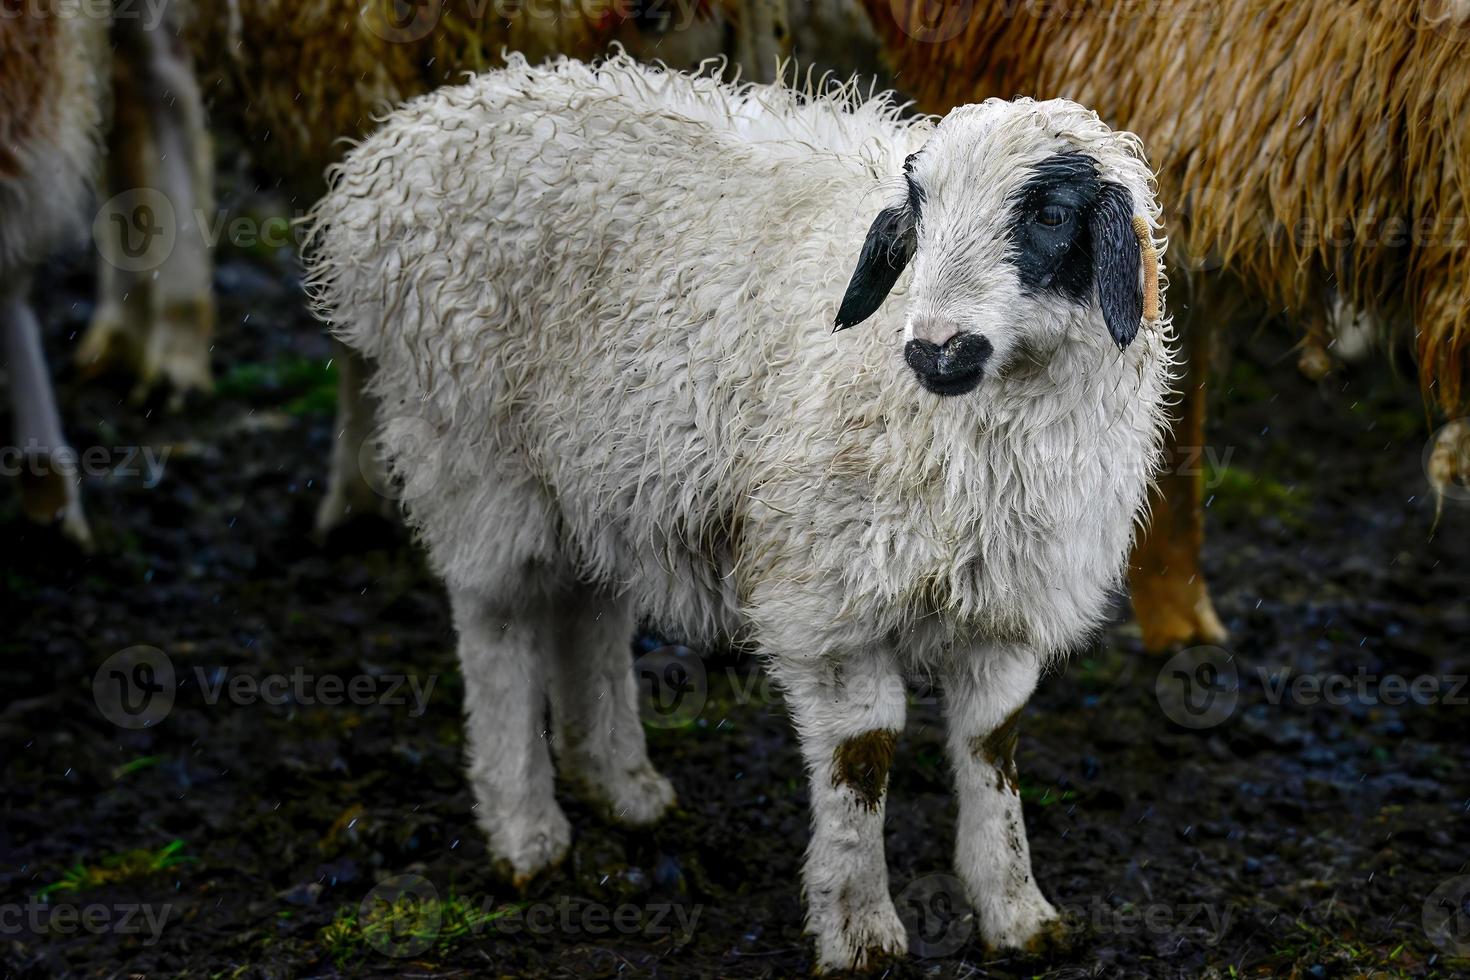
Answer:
[1037,205,1071,227]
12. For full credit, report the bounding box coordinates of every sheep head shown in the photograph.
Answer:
[835,98,1163,397]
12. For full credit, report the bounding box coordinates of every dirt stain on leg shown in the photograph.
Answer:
[831,730,899,811]
[971,707,1022,794]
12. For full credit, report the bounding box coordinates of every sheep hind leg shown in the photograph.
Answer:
[1128,314,1227,653]
[452,585,570,888]
[772,649,909,973]
[547,587,675,827]
[315,342,395,539]
[943,647,1063,953]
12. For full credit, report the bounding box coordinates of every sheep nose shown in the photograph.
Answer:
[904,332,992,396]
[910,315,962,347]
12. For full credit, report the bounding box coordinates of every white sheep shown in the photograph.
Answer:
[306,53,1174,971]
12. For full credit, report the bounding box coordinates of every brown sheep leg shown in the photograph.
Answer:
[1127,316,1226,653]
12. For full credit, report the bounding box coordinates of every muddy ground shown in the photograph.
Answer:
[2,165,1468,979]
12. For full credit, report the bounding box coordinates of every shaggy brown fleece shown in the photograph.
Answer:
[0,1,61,179]
[186,0,769,192]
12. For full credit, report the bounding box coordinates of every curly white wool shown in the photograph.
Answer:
[310,54,1170,657]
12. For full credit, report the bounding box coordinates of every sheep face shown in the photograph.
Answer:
[836,98,1158,396]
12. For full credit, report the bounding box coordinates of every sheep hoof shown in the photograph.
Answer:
[132,298,216,406]
[77,299,214,404]
[811,898,908,973]
[1296,343,1334,382]
[18,465,94,553]
[75,306,142,382]
[580,764,677,827]
[1021,907,1082,958]
[1131,576,1228,654]
[979,892,1062,953]
[492,806,573,891]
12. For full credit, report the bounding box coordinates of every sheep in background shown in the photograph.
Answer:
[184,0,791,193]
[175,0,791,537]
[855,0,1470,652]
[77,1,216,404]
[1,1,109,548]
[307,55,1173,970]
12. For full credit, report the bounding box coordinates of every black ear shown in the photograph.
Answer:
[1089,181,1143,350]
[834,205,916,330]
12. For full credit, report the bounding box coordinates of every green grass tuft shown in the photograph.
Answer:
[319,891,524,964]
[36,840,195,900]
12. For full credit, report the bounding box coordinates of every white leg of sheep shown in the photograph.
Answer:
[943,647,1062,950]
[78,8,214,402]
[546,588,676,826]
[2,281,92,550]
[450,583,572,887]
[770,648,910,971]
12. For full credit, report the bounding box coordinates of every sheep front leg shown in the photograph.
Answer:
[943,647,1061,951]
[451,586,570,887]
[773,650,909,972]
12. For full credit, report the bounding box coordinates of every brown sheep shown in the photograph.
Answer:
[184,0,791,193]
[856,0,1470,651]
